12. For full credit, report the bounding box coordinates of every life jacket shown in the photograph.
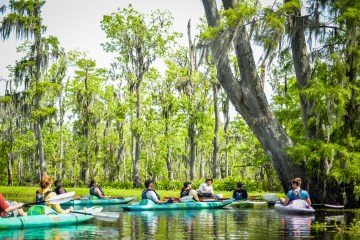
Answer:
[90,186,104,198]
[141,189,160,201]
[290,189,303,200]
[180,189,190,198]
[36,190,52,203]
[53,186,67,195]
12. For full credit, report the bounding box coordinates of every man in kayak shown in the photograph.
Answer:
[180,182,199,202]
[0,193,27,217]
[280,177,311,205]
[197,178,214,198]
[233,182,248,200]
[37,175,72,213]
[142,179,170,204]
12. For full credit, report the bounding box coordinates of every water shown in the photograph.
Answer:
[1,202,359,239]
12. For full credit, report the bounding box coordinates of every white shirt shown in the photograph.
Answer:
[146,191,160,203]
[197,183,214,194]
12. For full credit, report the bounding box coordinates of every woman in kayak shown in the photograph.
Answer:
[280,178,311,205]
[197,178,214,198]
[0,193,27,218]
[180,182,199,201]
[37,175,72,213]
[90,180,109,199]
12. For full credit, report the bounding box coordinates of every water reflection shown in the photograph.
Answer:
[279,215,315,239]
[0,224,98,240]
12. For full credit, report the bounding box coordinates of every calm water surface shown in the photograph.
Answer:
[1,201,359,240]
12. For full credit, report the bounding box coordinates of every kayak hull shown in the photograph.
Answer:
[275,199,315,214]
[231,200,267,208]
[0,213,93,230]
[62,197,136,206]
[122,199,235,211]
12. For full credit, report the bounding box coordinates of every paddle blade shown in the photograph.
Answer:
[47,192,75,204]
[93,212,119,222]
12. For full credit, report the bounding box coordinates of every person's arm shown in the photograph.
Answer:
[147,191,167,204]
[96,188,108,199]
[283,197,290,205]
[190,190,199,201]
[46,192,70,214]
[59,188,66,194]
[306,198,311,205]
[197,184,204,193]
[210,186,214,194]
[5,203,24,213]
[243,190,248,200]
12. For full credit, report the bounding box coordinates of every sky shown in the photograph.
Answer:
[0,0,274,98]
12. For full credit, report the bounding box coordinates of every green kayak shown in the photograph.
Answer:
[121,199,235,211]
[0,205,93,230]
[61,196,137,206]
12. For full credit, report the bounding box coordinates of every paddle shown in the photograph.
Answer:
[23,192,75,207]
[70,210,120,222]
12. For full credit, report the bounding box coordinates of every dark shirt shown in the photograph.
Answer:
[233,189,248,200]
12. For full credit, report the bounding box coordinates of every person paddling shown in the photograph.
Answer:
[0,193,27,218]
[279,178,311,205]
[180,182,199,202]
[197,179,214,198]
[142,179,169,204]
[37,175,72,213]
[90,180,109,199]
[233,182,248,200]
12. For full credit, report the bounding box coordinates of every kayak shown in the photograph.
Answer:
[311,204,344,209]
[275,199,315,214]
[0,205,93,230]
[121,198,235,211]
[230,200,268,208]
[61,196,137,206]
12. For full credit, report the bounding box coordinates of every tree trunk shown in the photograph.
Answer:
[222,97,230,177]
[212,82,221,179]
[284,0,317,140]
[34,122,46,179]
[189,125,196,181]
[59,96,64,178]
[133,85,142,188]
[7,152,13,186]
[203,0,301,188]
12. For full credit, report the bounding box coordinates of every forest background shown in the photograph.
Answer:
[0,0,359,206]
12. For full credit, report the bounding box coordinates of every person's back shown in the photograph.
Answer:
[286,189,309,201]
[233,182,248,200]
[142,189,160,203]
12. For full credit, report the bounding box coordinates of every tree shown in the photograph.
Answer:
[101,4,179,187]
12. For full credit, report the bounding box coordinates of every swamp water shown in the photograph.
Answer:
[1,200,359,240]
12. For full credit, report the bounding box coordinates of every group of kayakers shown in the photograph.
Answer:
[141,178,249,203]
[0,176,311,218]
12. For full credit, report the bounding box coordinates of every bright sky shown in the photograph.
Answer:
[0,0,274,97]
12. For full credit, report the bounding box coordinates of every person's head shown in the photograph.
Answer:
[40,175,52,189]
[236,182,244,189]
[291,178,302,188]
[183,182,192,190]
[54,179,62,188]
[145,179,154,189]
[90,180,97,187]
[205,178,213,186]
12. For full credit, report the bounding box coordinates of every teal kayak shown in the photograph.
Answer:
[0,205,93,230]
[121,199,235,211]
[61,196,137,206]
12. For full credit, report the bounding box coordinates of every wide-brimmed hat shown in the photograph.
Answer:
[205,178,213,183]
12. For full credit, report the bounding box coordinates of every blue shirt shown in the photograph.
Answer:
[286,189,309,201]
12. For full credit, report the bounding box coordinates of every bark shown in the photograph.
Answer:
[7,151,13,186]
[133,85,142,188]
[222,97,230,177]
[116,121,126,181]
[212,82,221,179]
[284,0,317,140]
[203,0,302,190]
[34,122,46,179]
[189,125,197,181]
[59,96,64,178]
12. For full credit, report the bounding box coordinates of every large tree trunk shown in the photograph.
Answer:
[203,0,301,187]
[189,126,196,181]
[222,97,230,177]
[212,82,221,179]
[202,0,353,205]
[7,151,13,186]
